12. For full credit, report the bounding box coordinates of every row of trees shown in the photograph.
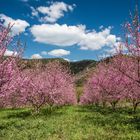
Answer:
[0,23,76,113]
[1,5,140,114]
[80,5,140,112]
[80,58,140,112]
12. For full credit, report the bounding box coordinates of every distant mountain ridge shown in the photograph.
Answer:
[21,58,97,75]
[17,58,98,88]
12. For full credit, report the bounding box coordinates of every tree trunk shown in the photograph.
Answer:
[133,102,139,113]
[102,101,106,108]
[95,102,99,107]
[111,101,117,111]
[33,106,40,114]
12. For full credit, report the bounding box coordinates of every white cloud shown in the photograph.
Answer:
[104,42,126,55]
[99,42,127,59]
[41,51,47,55]
[4,49,17,56]
[98,53,111,59]
[30,24,85,46]
[63,58,70,61]
[79,28,118,50]
[30,23,120,50]
[31,54,42,59]
[30,6,39,17]
[0,14,30,35]
[72,60,77,62]
[99,25,104,29]
[36,2,75,23]
[48,49,70,57]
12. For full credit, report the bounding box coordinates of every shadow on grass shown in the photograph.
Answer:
[6,110,31,119]
[77,105,140,131]
[0,125,7,130]
[129,115,140,130]
[76,105,138,115]
[41,106,64,117]
[4,106,64,119]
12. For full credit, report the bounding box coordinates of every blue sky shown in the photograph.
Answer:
[0,0,136,61]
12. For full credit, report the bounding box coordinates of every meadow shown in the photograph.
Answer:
[0,106,140,140]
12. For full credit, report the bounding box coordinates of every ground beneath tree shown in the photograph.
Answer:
[0,106,140,140]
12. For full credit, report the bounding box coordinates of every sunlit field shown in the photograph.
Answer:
[0,106,140,140]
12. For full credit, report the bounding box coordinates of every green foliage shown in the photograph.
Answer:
[76,86,83,102]
[0,106,140,140]
[20,58,97,74]
[70,60,97,74]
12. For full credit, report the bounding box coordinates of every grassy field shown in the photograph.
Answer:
[0,106,140,140]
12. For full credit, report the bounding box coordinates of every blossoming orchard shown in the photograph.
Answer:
[0,4,140,114]
[0,1,140,139]
[81,5,140,113]
[0,23,76,112]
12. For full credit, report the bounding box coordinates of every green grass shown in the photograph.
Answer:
[0,106,140,140]
[76,86,83,102]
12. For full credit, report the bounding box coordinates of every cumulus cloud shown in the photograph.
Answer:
[41,51,47,55]
[48,49,70,57]
[4,49,17,56]
[99,42,127,59]
[30,23,120,50]
[31,54,42,59]
[63,58,70,61]
[79,28,118,50]
[30,6,39,17]
[31,2,75,23]
[98,53,111,59]
[105,41,127,54]
[0,14,30,35]
[30,24,85,46]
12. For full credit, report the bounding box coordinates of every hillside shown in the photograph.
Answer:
[20,58,97,75]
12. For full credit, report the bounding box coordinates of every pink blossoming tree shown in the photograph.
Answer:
[0,24,20,108]
[110,5,140,112]
[19,61,76,113]
[80,63,128,110]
